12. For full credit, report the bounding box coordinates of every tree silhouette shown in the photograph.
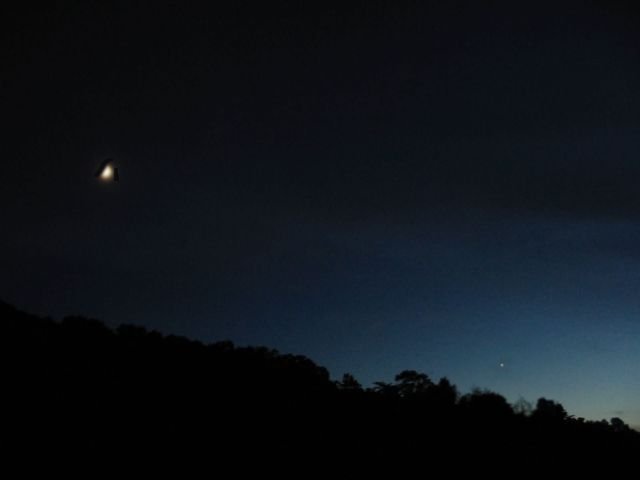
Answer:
[434,377,458,407]
[532,397,568,422]
[393,370,434,397]
[459,389,513,418]
[2,299,639,462]
[337,373,363,391]
[513,397,534,417]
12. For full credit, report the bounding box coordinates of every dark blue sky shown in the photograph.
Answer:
[2,1,640,428]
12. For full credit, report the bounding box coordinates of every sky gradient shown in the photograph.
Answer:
[2,1,640,428]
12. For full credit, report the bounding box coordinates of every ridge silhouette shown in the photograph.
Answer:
[2,300,638,463]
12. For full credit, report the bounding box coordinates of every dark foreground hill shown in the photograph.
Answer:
[2,300,638,465]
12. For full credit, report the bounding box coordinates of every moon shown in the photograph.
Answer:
[100,165,114,180]
[95,159,119,182]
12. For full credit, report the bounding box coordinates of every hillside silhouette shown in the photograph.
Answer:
[3,300,638,463]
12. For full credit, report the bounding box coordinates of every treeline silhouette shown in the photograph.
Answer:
[3,300,638,461]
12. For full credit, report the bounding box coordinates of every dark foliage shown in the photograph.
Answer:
[2,300,638,465]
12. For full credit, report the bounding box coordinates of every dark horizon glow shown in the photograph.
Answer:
[2,1,640,429]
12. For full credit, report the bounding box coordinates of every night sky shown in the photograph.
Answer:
[3,1,640,428]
